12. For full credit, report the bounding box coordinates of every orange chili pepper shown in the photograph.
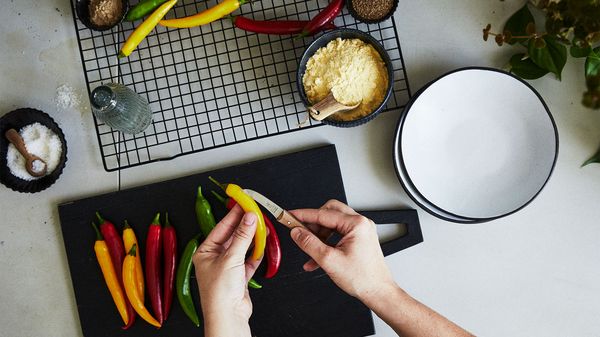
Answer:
[92,222,129,326]
[123,244,162,328]
[122,220,144,297]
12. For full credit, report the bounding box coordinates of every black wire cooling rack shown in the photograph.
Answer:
[70,0,411,171]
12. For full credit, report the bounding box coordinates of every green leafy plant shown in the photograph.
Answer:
[483,0,600,165]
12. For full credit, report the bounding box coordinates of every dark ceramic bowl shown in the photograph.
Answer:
[347,0,399,24]
[0,108,68,193]
[297,28,394,128]
[75,0,128,31]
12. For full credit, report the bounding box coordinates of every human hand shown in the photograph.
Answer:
[193,205,262,336]
[290,200,395,302]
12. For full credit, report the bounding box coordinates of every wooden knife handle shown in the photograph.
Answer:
[278,210,307,230]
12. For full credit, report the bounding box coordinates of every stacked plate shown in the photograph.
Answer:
[393,68,558,223]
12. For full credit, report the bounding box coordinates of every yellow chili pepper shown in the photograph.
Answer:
[122,220,144,297]
[119,0,178,58]
[209,177,267,260]
[92,222,129,326]
[159,0,246,28]
[123,244,162,328]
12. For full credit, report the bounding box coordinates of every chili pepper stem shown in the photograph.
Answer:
[211,190,227,205]
[129,244,137,256]
[92,222,103,240]
[123,220,131,229]
[96,211,105,224]
[208,176,227,191]
[152,212,160,225]
[165,212,171,227]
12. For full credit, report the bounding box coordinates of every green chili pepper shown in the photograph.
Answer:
[248,278,262,289]
[176,235,201,327]
[125,0,170,22]
[196,186,217,238]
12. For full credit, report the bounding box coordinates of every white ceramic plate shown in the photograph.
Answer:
[397,68,558,220]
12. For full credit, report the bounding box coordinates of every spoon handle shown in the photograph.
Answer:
[308,92,361,121]
[5,129,32,160]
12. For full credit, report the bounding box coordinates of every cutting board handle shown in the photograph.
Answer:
[357,210,423,257]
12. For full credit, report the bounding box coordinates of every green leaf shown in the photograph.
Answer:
[570,38,592,58]
[585,49,600,78]
[582,144,600,167]
[509,53,550,79]
[528,36,567,80]
[504,4,535,45]
[570,44,592,58]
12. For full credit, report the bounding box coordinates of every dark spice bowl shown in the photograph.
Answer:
[347,0,399,24]
[75,0,128,31]
[0,108,68,193]
[297,28,394,128]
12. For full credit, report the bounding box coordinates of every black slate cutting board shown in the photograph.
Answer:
[58,144,421,337]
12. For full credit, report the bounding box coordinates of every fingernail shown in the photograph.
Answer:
[244,212,257,226]
[290,227,301,240]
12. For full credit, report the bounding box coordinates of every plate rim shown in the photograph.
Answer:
[393,66,559,222]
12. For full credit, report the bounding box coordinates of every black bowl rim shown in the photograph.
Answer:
[75,0,129,32]
[296,28,395,128]
[347,0,399,24]
[0,108,69,193]
[392,66,559,223]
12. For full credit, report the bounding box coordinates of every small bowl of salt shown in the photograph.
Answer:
[0,108,68,193]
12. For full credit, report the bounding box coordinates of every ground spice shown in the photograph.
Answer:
[350,0,395,21]
[302,38,388,121]
[89,0,122,27]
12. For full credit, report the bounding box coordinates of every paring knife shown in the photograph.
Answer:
[244,189,424,256]
[243,189,306,230]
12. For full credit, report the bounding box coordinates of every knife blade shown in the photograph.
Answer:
[243,189,306,230]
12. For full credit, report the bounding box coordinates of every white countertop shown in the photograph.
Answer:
[1,1,600,336]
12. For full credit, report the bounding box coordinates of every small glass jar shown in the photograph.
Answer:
[90,83,153,134]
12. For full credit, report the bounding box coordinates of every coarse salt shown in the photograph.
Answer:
[6,123,63,181]
[55,84,80,110]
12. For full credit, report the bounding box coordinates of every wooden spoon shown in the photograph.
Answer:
[5,129,48,177]
[307,92,361,121]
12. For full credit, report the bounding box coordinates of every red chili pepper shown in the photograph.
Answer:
[211,191,282,278]
[162,213,177,321]
[231,16,336,35]
[95,212,136,329]
[145,213,163,325]
[300,0,344,37]
[262,213,282,278]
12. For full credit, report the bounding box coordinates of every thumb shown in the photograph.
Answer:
[291,227,333,267]
[228,212,257,257]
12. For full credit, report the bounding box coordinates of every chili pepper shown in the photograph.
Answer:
[211,191,281,278]
[231,16,336,35]
[262,216,281,278]
[96,212,136,329]
[300,0,344,37]
[119,0,178,58]
[209,177,267,261]
[122,220,144,297]
[195,186,216,237]
[92,222,129,326]
[159,0,246,28]
[162,213,177,321]
[176,235,201,327]
[126,0,170,22]
[123,244,162,328]
[145,213,163,325]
